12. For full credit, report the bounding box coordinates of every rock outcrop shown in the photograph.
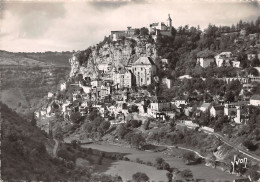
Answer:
[69,38,157,78]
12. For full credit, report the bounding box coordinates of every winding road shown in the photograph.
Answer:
[177,122,260,162]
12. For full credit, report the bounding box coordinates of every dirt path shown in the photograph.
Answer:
[53,139,59,157]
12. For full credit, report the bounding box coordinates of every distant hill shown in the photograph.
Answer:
[0,50,72,67]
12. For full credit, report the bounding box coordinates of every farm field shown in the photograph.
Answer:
[83,143,238,181]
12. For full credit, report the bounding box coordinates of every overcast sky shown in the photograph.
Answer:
[0,0,259,52]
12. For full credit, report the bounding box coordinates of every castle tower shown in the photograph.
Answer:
[167,14,172,32]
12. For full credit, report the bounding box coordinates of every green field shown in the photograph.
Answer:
[83,143,238,181]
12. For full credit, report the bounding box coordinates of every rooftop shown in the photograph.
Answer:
[251,94,260,100]
[133,57,155,66]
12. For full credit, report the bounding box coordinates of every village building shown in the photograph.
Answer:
[171,98,188,108]
[98,63,112,73]
[198,103,211,113]
[91,79,102,88]
[224,102,249,124]
[110,26,137,41]
[178,75,192,80]
[197,56,215,68]
[250,95,260,106]
[123,70,135,88]
[210,105,224,118]
[147,96,171,118]
[232,60,241,68]
[221,77,249,84]
[60,81,67,91]
[215,52,232,67]
[132,57,157,86]
[162,77,173,89]
[161,59,169,70]
[48,92,54,98]
[247,53,257,61]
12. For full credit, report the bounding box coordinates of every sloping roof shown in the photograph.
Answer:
[251,95,260,100]
[200,103,211,109]
[133,57,155,66]
[212,105,224,111]
[150,23,159,26]
[253,67,260,73]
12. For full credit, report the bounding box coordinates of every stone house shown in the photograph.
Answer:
[98,63,112,73]
[162,77,172,89]
[198,103,211,113]
[147,96,171,118]
[197,57,215,68]
[215,52,232,67]
[132,57,157,86]
[250,95,260,106]
[210,105,224,118]
[110,26,137,41]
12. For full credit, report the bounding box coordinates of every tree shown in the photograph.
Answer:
[166,172,173,182]
[132,172,149,182]
[140,27,149,36]
[118,124,128,139]
[99,121,111,134]
[243,140,257,151]
[182,152,196,164]
[127,120,142,128]
[31,113,36,127]
[134,29,140,35]
[180,169,193,178]
[143,120,150,130]
[225,91,235,102]
[130,133,145,149]
[70,112,82,124]
[247,169,260,181]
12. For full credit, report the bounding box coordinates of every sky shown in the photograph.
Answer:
[0,0,260,52]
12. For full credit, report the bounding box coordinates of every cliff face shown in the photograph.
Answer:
[69,38,157,78]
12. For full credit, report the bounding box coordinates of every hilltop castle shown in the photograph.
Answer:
[149,14,173,37]
[110,14,173,41]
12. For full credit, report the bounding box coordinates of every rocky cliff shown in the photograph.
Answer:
[69,38,157,78]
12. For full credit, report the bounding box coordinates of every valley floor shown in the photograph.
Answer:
[81,142,239,181]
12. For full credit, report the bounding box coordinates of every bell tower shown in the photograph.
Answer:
[167,14,172,32]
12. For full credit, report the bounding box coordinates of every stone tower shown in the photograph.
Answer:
[167,14,172,32]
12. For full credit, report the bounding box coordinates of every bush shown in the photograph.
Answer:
[132,172,149,182]
[180,169,193,178]
[243,140,258,151]
[146,161,153,166]
[123,157,130,161]
[182,152,196,164]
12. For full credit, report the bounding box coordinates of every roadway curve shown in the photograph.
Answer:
[177,122,260,162]
[212,132,260,162]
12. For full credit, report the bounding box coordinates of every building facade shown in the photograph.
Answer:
[132,57,157,86]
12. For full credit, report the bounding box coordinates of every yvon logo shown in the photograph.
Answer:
[231,155,248,173]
